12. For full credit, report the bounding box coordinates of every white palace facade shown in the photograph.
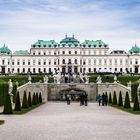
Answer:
[0,35,140,74]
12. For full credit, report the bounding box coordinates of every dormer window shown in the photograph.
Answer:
[94,45,96,47]
[68,45,71,47]
[49,45,51,47]
[99,45,102,47]
[43,45,46,47]
[83,45,86,47]
[104,45,107,48]
[88,45,91,48]
[33,45,36,48]
[38,45,41,48]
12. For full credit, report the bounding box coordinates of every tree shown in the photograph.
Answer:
[22,91,28,108]
[39,92,42,103]
[3,93,13,114]
[36,92,39,104]
[124,92,131,108]
[133,94,140,111]
[32,92,36,105]
[14,92,21,111]
[112,91,117,105]
[118,91,123,106]
[28,92,32,107]
[109,93,112,104]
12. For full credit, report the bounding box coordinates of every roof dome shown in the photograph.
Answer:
[60,35,80,45]
[129,44,140,54]
[13,50,29,55]
[0,44,11,54]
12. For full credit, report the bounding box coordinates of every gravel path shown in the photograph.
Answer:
[0,102,140,140]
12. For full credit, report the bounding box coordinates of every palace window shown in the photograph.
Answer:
[17,60,20,65]
[94,59,96,65]
[17,68,20,73]
[99,59,102,65]
[75,51,77,54]
[44,60,46,65]
[38,60,41,65]
[120,59,123,65]
[115,59,117,65]
[49,60,51,65]
[44,52,46,55]
[22,60,25,65]
[28,60,30,65]
[69,51,71,54]
[62,59,65,64]
[88,59,91,65]
[75,59,77,64]
[63,51,65,54]
[68,59,71,64]
[33,60,36,65]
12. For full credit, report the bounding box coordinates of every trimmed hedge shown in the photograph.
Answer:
[124,92,131,108]
[112,91,117,105]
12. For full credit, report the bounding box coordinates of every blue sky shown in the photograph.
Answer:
[0,0,140,52]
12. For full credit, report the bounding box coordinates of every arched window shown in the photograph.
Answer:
[68,59,71,64]
[62,59,65,64]
[75,59,77,64]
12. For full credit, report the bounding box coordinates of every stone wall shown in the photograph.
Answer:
[17,82,131,102]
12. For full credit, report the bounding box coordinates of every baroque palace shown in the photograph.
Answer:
[0,35,140,74]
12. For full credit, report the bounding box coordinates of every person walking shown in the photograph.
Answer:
[102,93,105,106]
[84,93,88,106]
[80,93,84,106]
[105,94,108,106]
[97,94,102,106]
[66,94,71,105]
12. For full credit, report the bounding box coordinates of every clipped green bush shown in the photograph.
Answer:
[32,92,37,105]
[28,92,32,107]
[14,92,21,111]
[118,91,123,106]
[124,92,131,108]
[112,91,117,105]
[3,93,13,114]
[39,92,42,103]
[109,93,112,103]
[36,93,39,104]
[22,91,28,108]
[133,94,140,111]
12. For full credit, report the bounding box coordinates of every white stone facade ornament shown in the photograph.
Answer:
[8,79,13,104]
[114,75,117,83]
[44,75,48,84]
[96,75,102,84]
[28,75,32,83]
[79,73,84,83]
[53,71,61,84]
[137,80,140,100]
[84,74,89,84]
[127,81,131,90]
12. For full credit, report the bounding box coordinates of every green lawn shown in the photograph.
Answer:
[13,103,44,115]
[111,105,140,115]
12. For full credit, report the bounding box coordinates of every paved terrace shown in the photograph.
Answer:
[0,102,140,140]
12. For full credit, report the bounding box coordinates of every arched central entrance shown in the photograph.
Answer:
[59,88,86,101]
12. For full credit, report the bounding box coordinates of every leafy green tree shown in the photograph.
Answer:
[28,92,32,107]
[109,93,112,104]
[32,92,36,105]
[133,94,140,111]
[3,92,13,114]
[124,92,131,108]
[39,92,42,103]
[22,91,28,108]
[118,91,123,106]
[112,91,117,105]
[14,92,21,111]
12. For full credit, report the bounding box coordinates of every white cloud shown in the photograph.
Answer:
[0,0,140,52]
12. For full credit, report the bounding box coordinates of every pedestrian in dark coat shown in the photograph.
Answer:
[84,93,88,106]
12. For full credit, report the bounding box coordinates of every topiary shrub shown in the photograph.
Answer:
[3,93,13,114]
[39,92,42,103]
[14,92,21,111]
[22,91,28,108]
[36,92,39,104]
[28,92,32,107]
[124,92,131,108]
[109,93,112,104]
[118,91,123,106]
[133,94,140,111]
[32,92,36,105]
[112,91,117,105]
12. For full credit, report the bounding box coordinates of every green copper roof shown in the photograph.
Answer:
[60,35,80,46]
[81,40,108,48]
[129,44,140,53]
[32,40,58,48]
[13,50,30,55]
[0,44,11,54]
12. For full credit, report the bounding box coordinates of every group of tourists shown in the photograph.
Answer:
[96,93,108,106]
[66,93,88,106]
